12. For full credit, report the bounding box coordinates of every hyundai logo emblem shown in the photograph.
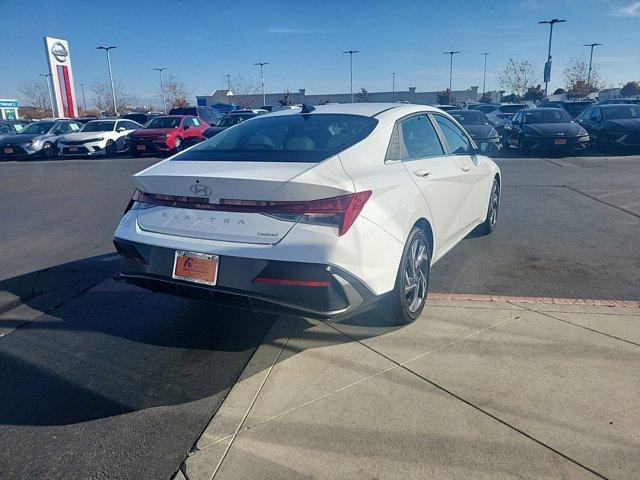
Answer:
[190,184,212,196]
[51,42,68,63]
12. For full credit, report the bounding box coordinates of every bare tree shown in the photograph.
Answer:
[228,75,260,108]
[162,74,191,109]
[497,59,538,98]
[91,76,131,114]
[620,81,640,97]
[436,89,456,105]
[563,55,603,97]
[355,88,372,103]
[18,79,51,116]
[278,90,295,106]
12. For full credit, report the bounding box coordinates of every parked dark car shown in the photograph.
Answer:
[122,112,161,125]
[542,100,594,118]
[432,104,458,112]
[503,108,589,153]
[169,106,220,126]
[203,111,264,138]
[0,119,31,137]
[448,109,500,152]
[576,104,640,151]
[75,117,100,124]
[598,97,640,105]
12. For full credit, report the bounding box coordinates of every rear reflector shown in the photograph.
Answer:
[127,190,372,236]
[254,277,331,287]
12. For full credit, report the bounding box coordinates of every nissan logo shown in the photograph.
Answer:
[51,42,68,63]
[190,184,212,196]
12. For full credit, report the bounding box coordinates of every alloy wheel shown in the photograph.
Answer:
[403,237,429,313]
[489,184,499,228]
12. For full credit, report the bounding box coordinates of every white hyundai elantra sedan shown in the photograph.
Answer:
[113,103,500,324]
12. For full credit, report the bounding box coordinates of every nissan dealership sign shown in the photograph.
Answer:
[44,37,78,118]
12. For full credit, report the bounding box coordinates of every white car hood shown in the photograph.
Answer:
[59,131,115,142]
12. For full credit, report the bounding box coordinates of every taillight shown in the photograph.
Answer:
[128,190,372,236]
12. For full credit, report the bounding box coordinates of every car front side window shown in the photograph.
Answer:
[434,115,472,155]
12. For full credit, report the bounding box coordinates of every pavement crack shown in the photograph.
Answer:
[564,185,640,220]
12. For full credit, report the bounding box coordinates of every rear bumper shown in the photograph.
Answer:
[114,237,379,319]
[126,137,171,153]
[59,142,108,156]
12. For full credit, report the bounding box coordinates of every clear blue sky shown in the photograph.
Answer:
[1,0,639,106]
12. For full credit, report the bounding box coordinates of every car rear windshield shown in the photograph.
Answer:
[145,117,182,129]
[173,113,378,163]
[21,122,54,134]
[82,121,115,132]
[498,104,526,114]
[602,106,640,119]
[522,110,573,124]
[450,111,488,125]
[217,114,254,127]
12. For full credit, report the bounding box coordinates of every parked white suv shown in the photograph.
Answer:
[58,119,141,157]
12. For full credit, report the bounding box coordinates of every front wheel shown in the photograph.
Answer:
[479,178,500,234]
[40,142,56,159]
[172,137,182,153]
[104,140,117,158]
[378,227,431,326]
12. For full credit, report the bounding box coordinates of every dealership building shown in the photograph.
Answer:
[197,85,496,108]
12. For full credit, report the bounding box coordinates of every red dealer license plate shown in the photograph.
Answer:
[555,138,567,145]
[4,148,13,154]
[172,251,219,286]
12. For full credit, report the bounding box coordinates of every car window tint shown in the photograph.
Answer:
[0,124,10,134]
[398,115,444,159]
[434,115,472,154]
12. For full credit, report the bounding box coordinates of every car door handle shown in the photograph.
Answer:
[461,165,471,172]
[413,169,431,177]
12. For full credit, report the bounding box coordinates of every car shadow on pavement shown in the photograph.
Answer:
[0,255,392,427]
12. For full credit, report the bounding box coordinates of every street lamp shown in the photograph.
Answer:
[342,50,359,103]
[538,19,566,95]
[443,51,461,94]
[254,62,269,107]
[153,67,167,113]
[583,43,602,88]
[79,83,87,115]
[39,73,55,117]
[96,45,118,115]
[391,72,397,103]
[225,74,232,106]
[481,52,490,95]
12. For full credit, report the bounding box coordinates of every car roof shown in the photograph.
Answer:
[599,103,639,108]
[265,103,445,118]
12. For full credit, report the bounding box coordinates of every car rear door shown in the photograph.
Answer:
[396,113,462,249]
[433,114,491,231]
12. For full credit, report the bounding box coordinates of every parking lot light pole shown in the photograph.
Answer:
[481,52,490,95]
[39,73,55,117]
[342,50,359,103]
[255,62,269,107]
[538,19,566,95]
[443,51,460,94]
[79,83,87,115]
[391,72,396,103]
[583,43,602,88]
[96,46,118,115]
[153,67,167,113]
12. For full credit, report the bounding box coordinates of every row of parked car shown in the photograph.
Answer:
[0,106,268,160]
[440,97,640,154]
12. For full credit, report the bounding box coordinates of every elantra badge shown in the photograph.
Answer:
[190,184,212,196]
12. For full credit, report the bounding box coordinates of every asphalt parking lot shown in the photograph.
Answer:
[0,152,639,479]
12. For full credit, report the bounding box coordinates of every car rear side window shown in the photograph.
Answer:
[393,114,444,160]
[173,113,378,163]
[434,115,472,154]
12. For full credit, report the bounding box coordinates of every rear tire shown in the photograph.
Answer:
[378,227,431,326]
[41,142,55,159]
[173,137,182,153]
[479,178,500,235]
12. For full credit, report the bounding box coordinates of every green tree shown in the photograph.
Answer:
[523,85,544,102]
[436,89,455,105]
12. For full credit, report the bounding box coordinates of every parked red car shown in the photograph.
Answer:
[126,115,209,156]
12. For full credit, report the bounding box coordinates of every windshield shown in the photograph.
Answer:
[499,105,526,114]
[522,110,573,124]
[174,113,378,163]
[81,121,115,132]
[145,117,182,129]
[21,122,54,134]
[450,111,488,125]
[602,106,640,119]
[217,114,254,127]
[564,102,592,116]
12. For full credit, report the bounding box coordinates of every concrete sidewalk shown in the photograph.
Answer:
[177,298,640,480]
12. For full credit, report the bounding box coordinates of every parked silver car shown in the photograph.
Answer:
[473,103,527,132]
[0,119,82,159]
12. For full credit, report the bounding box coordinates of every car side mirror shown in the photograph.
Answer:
[117,127,126,132]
